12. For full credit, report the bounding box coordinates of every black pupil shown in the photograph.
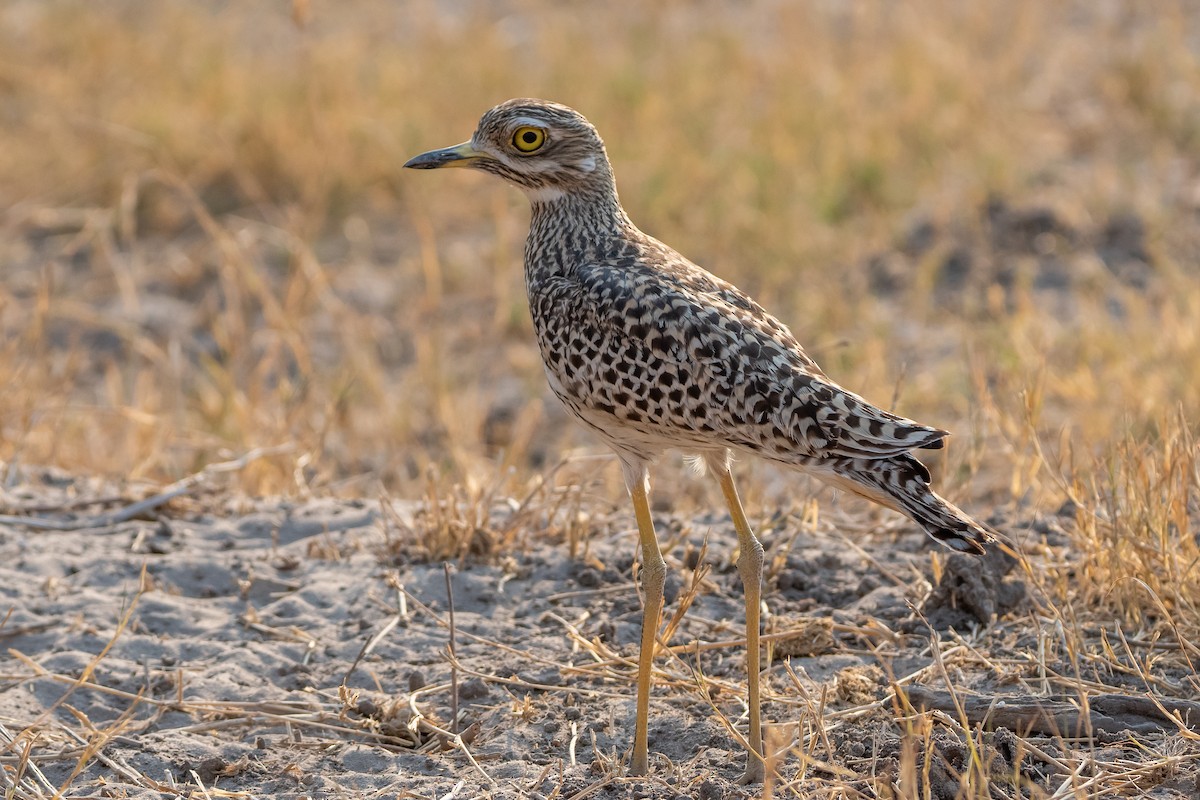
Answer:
[522,131,538,144]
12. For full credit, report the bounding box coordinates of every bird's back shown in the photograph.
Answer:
[525,213,946,466]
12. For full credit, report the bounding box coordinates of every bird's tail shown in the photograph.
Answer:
[815,454,993,554]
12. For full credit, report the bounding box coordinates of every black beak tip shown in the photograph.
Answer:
[403,155,437,170]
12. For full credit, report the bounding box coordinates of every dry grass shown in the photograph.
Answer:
[2,0,1199,797]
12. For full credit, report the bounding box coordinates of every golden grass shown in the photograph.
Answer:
[1,0,1199,797]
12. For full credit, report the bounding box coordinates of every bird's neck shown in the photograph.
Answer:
[528,182,631,229]
[525,185,637,280]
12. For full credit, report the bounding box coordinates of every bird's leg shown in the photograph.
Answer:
[715,463,766,784]
[624,460,666,777]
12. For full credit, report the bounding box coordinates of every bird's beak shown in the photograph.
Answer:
[404,141,489,170]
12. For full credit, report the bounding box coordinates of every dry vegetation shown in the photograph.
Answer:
[1,1,1198,798]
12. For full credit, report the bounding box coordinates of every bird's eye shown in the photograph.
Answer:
[512,126,547,153]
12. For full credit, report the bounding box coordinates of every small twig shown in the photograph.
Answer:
[0,445,293,531]
[239,620,318,645]
[343,615,400,684]
[544,585,632,603]
[1,494,127,515]
[903,685,1200,736]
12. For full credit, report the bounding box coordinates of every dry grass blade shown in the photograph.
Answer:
[444,562,460,735]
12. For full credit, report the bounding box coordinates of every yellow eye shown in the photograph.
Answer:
[512,126,546,153]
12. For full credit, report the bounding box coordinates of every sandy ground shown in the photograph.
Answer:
[3,462,1197,800]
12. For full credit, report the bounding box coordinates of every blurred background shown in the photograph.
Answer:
[0,0,1196,548]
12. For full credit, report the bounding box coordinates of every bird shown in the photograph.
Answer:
[405,99,992,783]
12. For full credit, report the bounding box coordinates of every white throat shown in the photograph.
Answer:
[522,185,566,204]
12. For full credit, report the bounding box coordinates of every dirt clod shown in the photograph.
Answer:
[921,546,1026,628]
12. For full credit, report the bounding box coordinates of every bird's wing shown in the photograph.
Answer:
[535,254,946,460]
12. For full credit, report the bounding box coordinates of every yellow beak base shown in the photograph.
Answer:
[403,141,488,170]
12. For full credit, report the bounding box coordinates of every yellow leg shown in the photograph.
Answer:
[624,462,666,777]
[715,464,766,783]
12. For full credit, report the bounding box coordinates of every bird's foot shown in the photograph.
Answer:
[737,758,765,785]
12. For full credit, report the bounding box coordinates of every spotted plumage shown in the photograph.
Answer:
[406,98,993,781]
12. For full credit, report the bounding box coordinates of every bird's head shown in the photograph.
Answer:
[404,99,613,203]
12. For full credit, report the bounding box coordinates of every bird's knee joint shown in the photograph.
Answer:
[642,555,667,589]
[737,539,764,581]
